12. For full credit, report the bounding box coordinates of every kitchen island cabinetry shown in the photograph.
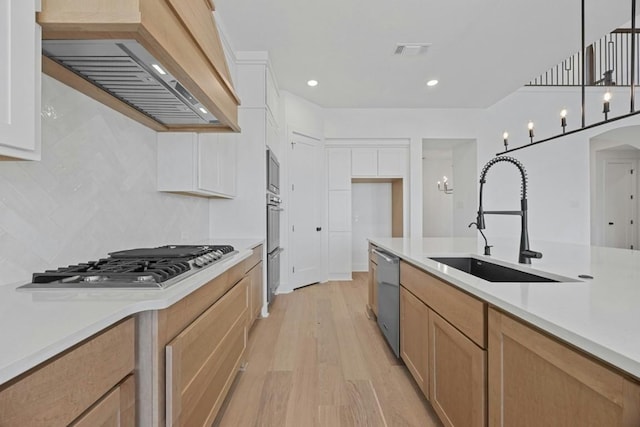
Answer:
[399,260,487,426]
[0,318,135,426]
[0,0,41,161]
[157,132,237,198]
[399,286,429,396]
[488,308,640,426]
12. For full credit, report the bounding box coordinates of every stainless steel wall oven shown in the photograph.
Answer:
[266,148,282,304]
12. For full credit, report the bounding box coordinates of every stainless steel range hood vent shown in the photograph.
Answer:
[42,40,219,126]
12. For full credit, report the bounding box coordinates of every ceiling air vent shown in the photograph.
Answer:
[394,43,431,56]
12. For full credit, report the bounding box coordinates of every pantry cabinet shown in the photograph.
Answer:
[327,148,351,190]
[0,318,135,426]
[157,132,237,198]
[488,309,640,427]
[0,0,41,161]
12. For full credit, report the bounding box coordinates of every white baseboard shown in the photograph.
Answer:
[328,273,353,281]
[352,263,368,272]
[276,282,294,294]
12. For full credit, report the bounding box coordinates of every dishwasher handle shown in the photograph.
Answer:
[372,248,398,264]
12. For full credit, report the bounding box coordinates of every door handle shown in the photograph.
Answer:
[316,227,322,231]
[608,222,614,225]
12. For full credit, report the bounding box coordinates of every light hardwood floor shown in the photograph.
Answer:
[213,273,441,427]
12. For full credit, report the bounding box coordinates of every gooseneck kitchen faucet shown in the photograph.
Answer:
[475,156,542,264]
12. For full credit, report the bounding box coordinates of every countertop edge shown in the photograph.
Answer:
[0,238,264,385]
[368,238,640,380]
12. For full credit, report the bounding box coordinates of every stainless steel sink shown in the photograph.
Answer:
[429,257,560,283]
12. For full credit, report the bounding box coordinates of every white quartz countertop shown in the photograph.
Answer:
[0,238,264,385]
[369,237,640,380]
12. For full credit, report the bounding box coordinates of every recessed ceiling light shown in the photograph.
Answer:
[307,80,319,87]
[426,79,439,87]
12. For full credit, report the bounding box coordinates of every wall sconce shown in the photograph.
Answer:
[603,92,611,120]
[527,121,535,143]
[437,176,453,194]
[560,109,567,133]
[503,131,509,151]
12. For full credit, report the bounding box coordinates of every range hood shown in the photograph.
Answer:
[37,0,240,132]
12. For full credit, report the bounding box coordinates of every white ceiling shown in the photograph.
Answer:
[216,0,632,109]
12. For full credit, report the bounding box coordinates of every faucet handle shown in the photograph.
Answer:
[521,249,543,259]
[484,245,493,256]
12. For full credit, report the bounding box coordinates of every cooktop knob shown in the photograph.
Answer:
[194,257,205,267]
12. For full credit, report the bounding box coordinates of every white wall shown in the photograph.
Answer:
[0,76,210,287]
[352,183,392,271]
[452,140,478,237]
[478,86,640,247]
[422,153,453,237]
[589,132,640,247]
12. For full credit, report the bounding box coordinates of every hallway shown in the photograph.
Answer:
[214,273,441,426]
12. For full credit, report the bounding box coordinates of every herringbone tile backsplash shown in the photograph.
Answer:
[0,76,210,286]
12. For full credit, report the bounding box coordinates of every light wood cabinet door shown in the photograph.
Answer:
[430,310,486,427]
[488,309,640,427]
[0,319,135,427]
[70,375,135,427]
[165,277,249,426]
[249,262,263,327]
[400,286,429,398]
[0,0,40,160]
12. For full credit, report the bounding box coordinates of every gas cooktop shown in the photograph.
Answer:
[18,245,237,290]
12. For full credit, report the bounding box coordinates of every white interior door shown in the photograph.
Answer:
[289,133,322,288]
[604,160,637,249]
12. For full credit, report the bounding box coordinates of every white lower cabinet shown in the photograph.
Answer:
[157,132,237,198]
[0,0,41,161]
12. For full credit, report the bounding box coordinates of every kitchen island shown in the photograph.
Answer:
[369,237,640,426]
[0,238,263,426]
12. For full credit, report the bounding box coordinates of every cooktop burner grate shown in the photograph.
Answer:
[20,244,237,289]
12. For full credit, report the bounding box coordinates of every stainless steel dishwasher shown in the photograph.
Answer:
[374,247,400,357]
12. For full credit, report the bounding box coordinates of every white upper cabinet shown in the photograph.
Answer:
[157,132,237,198]
[0,0,41,160]
[378,147,407,176]
[351,148,378,176]
[328,148,351,190]
[265,68,280,125]
[351,147,407,177]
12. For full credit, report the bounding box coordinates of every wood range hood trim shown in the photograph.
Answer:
[37,0,240,132]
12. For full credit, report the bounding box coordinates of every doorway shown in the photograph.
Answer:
[590,126,640,250]
[603,160,637,249]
